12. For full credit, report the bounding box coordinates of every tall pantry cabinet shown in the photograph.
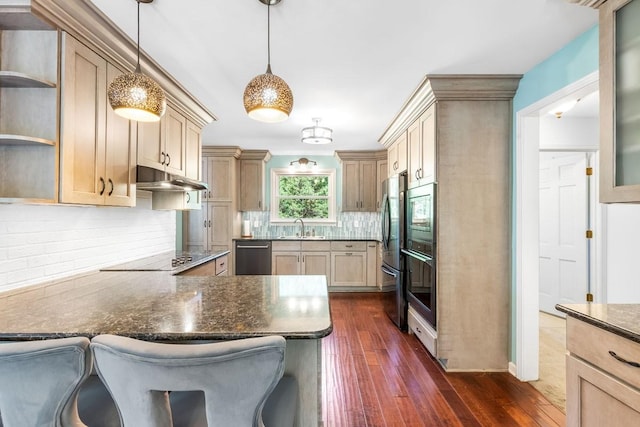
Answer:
[379,75,521,371]
[183,147,242,272]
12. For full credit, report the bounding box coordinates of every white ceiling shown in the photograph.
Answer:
[90,0,598,155]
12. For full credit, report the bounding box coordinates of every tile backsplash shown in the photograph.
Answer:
[242,211,381,240]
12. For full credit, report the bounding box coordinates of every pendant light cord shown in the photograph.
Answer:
[266,2,272,73]
[135,0,141,73]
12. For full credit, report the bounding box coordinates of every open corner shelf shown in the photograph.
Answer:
[0,134,55,146]
[0,71,56,88]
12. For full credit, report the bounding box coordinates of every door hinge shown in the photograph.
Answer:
[586,230,593,239]
[586,293,594,302]
[586,167,593,176]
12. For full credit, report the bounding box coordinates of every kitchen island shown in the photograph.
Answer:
[0,272,332,426]
[556,304,640,425]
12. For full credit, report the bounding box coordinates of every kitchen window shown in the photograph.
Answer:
[270,168,336,223]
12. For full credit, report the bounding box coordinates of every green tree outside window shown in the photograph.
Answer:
[278,175,329,219]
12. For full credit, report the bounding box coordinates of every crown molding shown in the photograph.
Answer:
[378,74,522,147]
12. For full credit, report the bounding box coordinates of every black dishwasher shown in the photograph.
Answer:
[235,240,272,275]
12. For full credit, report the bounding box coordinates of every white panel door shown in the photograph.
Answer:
[539,153,588,315]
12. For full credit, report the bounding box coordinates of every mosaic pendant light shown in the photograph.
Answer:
[243,0,293,123]
[108,0,166,122]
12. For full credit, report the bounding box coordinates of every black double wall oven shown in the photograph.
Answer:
[403,183,436,329]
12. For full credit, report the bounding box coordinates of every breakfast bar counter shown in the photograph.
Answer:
[0,272,332,426]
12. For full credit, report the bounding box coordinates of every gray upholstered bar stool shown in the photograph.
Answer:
[90,334,298,427]
[0,337,92,427]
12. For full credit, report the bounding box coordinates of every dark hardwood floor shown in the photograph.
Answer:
[321,293,565,427]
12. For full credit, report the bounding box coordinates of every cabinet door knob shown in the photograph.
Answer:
[99,177,106,196]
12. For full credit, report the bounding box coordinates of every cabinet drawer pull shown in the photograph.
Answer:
[345,245,353,248]
[204,220,207,228]
[161,151,166,165]
[107,178,114,196]
[186,193,191,203]
[166,153,171,166]
[609,351,640,368]
[99,177,105,195]
[346,253,352,256]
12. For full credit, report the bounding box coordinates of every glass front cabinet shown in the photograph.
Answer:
[600,0,640,202]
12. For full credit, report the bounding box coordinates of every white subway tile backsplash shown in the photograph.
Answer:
[0,203,176,293]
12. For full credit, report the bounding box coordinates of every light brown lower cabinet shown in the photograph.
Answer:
[566,316,640,426]
[176,254,228,277]
[329,241,368,287]
[567,355,640,426]
[271,241,330,281]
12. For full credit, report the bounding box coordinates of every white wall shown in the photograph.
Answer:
[605,204,640,302]
[0,196,176,293]
[539,116,599,149]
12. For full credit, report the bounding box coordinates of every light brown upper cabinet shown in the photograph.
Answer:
[1,1,216,207]
[137,104,187,177]
[387,131,407,176]
[183,119,202,209]
[376,159,388,210]
[59,33,135,207]
[408,104,436,188]
[335,150,387,212]
[239,150,271,211]
[599,0,640,202]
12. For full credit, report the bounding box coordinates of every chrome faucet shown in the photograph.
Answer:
[294,218,305,238]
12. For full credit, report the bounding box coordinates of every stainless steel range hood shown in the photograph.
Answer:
[136,165,208,192]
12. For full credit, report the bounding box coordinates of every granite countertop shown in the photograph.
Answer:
[100,250,229,275]
[556,303,640,344]
[0,272,332,342]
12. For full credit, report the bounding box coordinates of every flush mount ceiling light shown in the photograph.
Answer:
[107,0,166,122]
[289,157,317,171]
[549,98,580,119]
[243,0,293,123]
[301,118,333,144]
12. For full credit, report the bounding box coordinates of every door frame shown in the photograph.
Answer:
[514,71,603,381]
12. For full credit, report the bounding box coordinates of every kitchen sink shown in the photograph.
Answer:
[277,235,326,240]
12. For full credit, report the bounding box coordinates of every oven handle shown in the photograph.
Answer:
[381,266,398,278]
[401,249,433,265]
[236,245,270,249]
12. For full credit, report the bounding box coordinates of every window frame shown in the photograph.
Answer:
[270,168,337,224]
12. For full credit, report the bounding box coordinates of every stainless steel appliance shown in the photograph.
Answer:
[381,173,407,330]
[403,183,436,328]
[235,240,272,275]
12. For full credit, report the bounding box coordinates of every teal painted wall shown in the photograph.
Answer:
[509,25,599,362]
